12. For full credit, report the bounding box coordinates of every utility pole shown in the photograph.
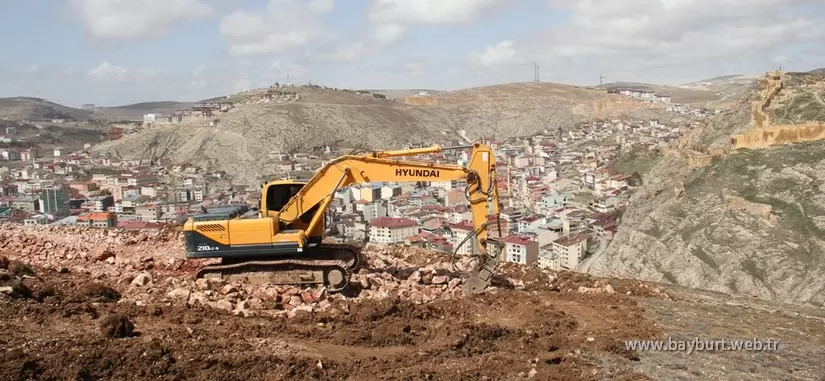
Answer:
[599,74,606,86]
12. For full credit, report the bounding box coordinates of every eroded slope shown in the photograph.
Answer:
[590,73,825,307]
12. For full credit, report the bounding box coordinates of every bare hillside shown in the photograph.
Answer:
[92,82,666,184]
[94,101,194,122]
[589,72,825,307]
[0,97,93,121]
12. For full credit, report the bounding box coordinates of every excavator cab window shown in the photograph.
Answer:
[266,183,304,212]
[265,182,320,226]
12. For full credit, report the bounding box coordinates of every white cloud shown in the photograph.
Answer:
[485,0,825,83]
[370,24,407,45]
[68,0,213,41]
[219,0,336,56]
[87,62,161,83]
[313,41,366,62]
[469,41,525,67]
[367,0,506,25]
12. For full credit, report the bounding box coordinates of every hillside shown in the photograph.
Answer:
[91,82,671,184]
[93,101,195,122]
[0,97,93,121]
[588,71,825,307]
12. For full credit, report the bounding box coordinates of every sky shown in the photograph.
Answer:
[1,0,824,107]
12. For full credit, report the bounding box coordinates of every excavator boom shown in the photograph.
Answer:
[183,142,504,294]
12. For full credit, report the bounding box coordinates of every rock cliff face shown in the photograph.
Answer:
[589,77,825,307]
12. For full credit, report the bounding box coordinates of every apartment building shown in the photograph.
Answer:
[368,216,418,244]
[503,235,539,265]
[550,234,588,269]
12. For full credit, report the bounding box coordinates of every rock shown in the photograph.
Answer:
[105,256,116,265]
[221,284,239,295]
[431,275,449,285]
[216,299,234,311]
[448,278,462,289]
[288,295,303,307]
[130,272,152,287]
[195,278,209,290]
[406,270,422,284]
[91,246,115,261]
[166,288,191,301]
[603,284,616,294]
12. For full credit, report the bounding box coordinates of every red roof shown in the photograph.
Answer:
[554,234,588,246]
[407,235,424,242]
[521,214,543,223]
[448,222,474,231]
[503,235,534,246]
[370,217,417,228]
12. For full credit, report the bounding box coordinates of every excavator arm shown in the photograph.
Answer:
[272,142,505,294]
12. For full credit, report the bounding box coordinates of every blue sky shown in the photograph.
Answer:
[1,0,823,106]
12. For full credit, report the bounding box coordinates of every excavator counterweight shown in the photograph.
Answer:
[183,142,504,295]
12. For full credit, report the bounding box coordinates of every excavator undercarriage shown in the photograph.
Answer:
[192,239,363,292]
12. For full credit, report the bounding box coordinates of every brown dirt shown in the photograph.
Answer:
[0,262,661,381]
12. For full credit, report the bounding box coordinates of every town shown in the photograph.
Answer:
[0,93,715,275]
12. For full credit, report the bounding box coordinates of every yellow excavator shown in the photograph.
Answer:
[182,142,505,295]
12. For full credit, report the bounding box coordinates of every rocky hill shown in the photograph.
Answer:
[589,71,825,307]
[91,82,677,184]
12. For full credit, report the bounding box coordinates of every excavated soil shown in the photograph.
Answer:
[0,262,660,381]
[4,225,823,380]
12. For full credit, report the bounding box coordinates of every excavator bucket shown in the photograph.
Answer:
[462,239,505,296]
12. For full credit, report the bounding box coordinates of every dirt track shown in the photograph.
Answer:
[1,225,824,380]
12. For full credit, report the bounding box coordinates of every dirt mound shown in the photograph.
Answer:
[100,314,136,338]
[0,260,660,380]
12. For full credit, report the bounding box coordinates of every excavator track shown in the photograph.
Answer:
[195,243,364,292]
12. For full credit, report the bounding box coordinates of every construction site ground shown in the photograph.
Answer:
[1,225,824,380]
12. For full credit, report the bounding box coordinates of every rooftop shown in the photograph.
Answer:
[370,216,417,228]
[554,234,588,246]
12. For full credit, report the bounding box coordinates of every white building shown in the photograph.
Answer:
[551,234,588,269]
[503,235,539,265]
[448,222,477,256]
[368,217,418,244]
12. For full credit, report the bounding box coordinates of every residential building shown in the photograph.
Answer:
[503,235,539,265]
[77,212,117,228]
[448,222,477,256]
[368,216,418,244]
[135,204,163,222]
[12,196,38,212]
[40,184,70,216]
[362,201,387,222]
[551,234,588,269]
[23,215,48,225]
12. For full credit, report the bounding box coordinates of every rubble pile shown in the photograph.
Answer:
[0,224,187,277]
[0,223,674,319]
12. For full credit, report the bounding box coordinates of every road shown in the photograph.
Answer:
[575,235,611,273]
